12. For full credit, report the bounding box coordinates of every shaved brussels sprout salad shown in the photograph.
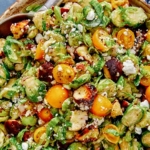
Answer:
[0,0,150,149]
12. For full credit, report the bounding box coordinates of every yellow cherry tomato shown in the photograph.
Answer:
[111,0,129,9]
[38,108,53,122]
[35,40,45,60]
[145,86,150,103]
[92,28,110,52]
[103,124,120,144]
[52,64,75,84]
[33,126,46,143]
[146,30,150,42]
[90,94,112,117]
[103,66,111,79]
[140,66,150,87]
[117,28,135,49]
[45,84,69,108]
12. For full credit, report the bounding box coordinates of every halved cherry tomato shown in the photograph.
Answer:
[34,126,46,143]
[146,30,150,42]
[103,66,112,79]
[140,66,150,87]
[38,108,53,122]
[103,124,120,144]
[92,28,110,52]
[145,86,150,103]
[111,0,129,9]
[117,28,135,49]
[52,64,75,84]
[45,84,69,108]
[35,40,45,60]
[90,94,112,117]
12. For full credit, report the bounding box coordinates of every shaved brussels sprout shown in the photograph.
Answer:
[0,63,9,87]
[116,79,133,100]
[68,142,87,150]
[21,116,37,126]
[44,30,65,42]
[67,3,83,23]
[47,42,67,62]
[146,19,150,29]
[92,54,105,74]
[97,79,117,101]
[121,105,144,127]
[68,31,83,47]
[69,74,91,89]
[3,36,23,63]
[122,6,147,27]
[22,76,46,102]
[33,9,53,31]
[60,21,76,35]
[2,57,14,70]
[110,7,125,27]
[0,78,17,99]
[141,131,150,147]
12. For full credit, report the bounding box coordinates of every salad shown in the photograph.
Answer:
[0,0,150,149]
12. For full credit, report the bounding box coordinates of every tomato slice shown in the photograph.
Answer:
[103,124,120,144]
[117,28,135,49]
[145,86,150,103]
[146,30,150,42]
[111,0,129,9]
[92,28,110,52]
[140,66,150,87]
[90,94,112,117]
[45,84,69,108]
[33,126,46,143]
[103,66,112,79]
[38,108,53,122]
[35,40,45,60]
[52,64,75,84]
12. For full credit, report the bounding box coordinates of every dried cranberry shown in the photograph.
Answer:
[38,61,54,83]
[106,57,123,81]
[5,120,24,135]
[23,131,32,141]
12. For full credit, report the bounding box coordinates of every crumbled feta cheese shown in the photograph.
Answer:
[35,145,43,150]
[122,60,136,76]
[69,110,88,131]
[123,31,128,35]
[135,127,142,135]
[147,55,150,60]
[51,80,56,85]
[71,28,76,32]
[140,100,149,109]
[116,48,126,54]
[22,142,28,150]
[25,110,31,117]
[38,118,45,125]
[77,24,83,32]
[148,126,150,131]
[101,92,108,97]
[93,117,104,126]
[45,54,51,62]
[35,33,43,43]
[58,65,63,71]
[86,10,95,21]
[37,104,44,112]
[130,48,136,54]
[37,96,43,101]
